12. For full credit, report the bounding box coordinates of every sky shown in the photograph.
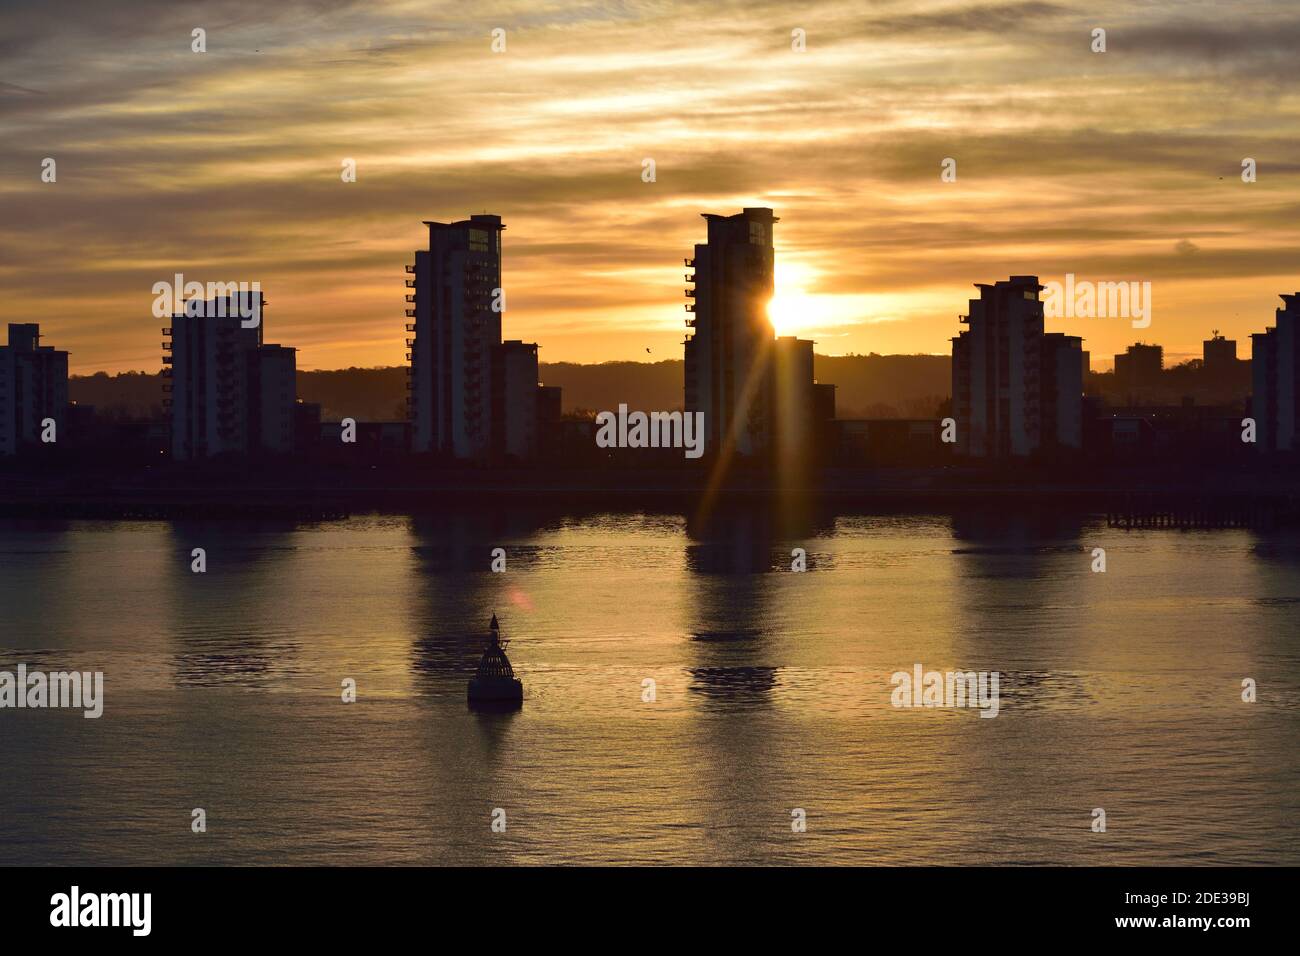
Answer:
[1,0,1298,373]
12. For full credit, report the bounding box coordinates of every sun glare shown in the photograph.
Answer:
[768,260,821,336]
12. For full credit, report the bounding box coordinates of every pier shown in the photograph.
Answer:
[1106,493,1292,530]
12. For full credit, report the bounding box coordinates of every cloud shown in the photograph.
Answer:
[0,0,1296,371]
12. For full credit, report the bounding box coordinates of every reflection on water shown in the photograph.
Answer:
[172,644,305,688]
[691,630,761,643]
[688,665,780,705]
[0,508,1297,865]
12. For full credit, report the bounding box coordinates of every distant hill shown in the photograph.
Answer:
[67,367,410,422]
[537,354,950,418]
[69,354,953,422]
[68,371,165,420]
[812,354,949,419]
[535,360,686,415]
[296,367,408,421]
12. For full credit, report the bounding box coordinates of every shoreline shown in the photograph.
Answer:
[1,464,1297,524]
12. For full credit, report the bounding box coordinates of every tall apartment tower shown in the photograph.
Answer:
[1042,332,1084,451]
[1114,342,1163,392]
[408,215,505,459]
[492,340,540,462]
[252,344,297,455]
[0,324,68,456]
[684,208,778,458]
[950,276,1083,457]
[773,335,815,466]
[1204,332,1237,375]
[1251,293,1300,452]
[164,292,297,459]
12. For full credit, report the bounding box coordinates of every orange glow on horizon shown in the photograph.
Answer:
[2,1,1294,374]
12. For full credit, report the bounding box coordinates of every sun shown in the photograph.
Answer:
[767,259,821,336]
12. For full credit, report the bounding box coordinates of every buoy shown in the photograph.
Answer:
[468,613,523,709]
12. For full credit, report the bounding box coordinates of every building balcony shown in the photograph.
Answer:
[684,289,696,298]
[161,342,173,350]
[162,398,172,407]
[161,327,172,336]
[405,324,416,332]
[405,309,416,317]
[684,258,695,267]
[161,369,172,378]
[685,274,695,283]
[405,352,412,361]
[685,304,695,312]
[405,295,415,303]
[406,338,415,347]
[161,355,174,364]
[405,265,415,273]
[685,318,696,327]
[405,279,415,288]
[405,382,413,390]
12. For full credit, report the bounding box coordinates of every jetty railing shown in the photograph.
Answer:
[1106,492,1293,530]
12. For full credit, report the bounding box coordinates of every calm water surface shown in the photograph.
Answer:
[1,510,1297,865]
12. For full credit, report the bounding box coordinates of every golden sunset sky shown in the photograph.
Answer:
[1,0,1297,373]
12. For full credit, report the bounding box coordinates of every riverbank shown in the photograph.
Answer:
[1,460,1297,522]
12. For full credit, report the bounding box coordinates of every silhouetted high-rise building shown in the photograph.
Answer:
[1251,294,1300,452]
[1201,330,1241,388]
[0,323,68,456]
[773,335,815,467]
[1202,330,1251,396]
[536,384,563,458]
[164,292,297,458]
[1042,332,1084,451]
[1204,332,1236,372]
[1114,343,1163,392]
[252,344,297,455]
[408,214,505,459]
[950,276,1082,457]
[492,339,540,462]
[683,208,778,457]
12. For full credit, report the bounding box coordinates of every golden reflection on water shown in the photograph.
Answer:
[0,511,1296,864]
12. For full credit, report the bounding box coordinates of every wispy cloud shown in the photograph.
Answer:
[0,0,1297,371]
